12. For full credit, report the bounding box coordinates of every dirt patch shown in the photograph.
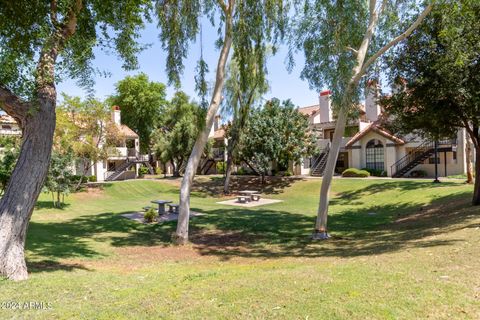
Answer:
[74,186,106,200]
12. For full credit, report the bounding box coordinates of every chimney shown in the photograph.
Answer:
[365,80,381,122]
[112,105,121,125]
[214,115,221,131]
[319,90,333,123]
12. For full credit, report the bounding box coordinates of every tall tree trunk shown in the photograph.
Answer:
[472,147,480,205]
[0,99,56,280]
[0,0,81,280]
[223,150,234,194]
[313,109,347,239]
[174,11,233,245]
[466,140,474,184]
[311,2,432,240]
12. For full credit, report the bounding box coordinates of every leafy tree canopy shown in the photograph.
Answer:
[108,73,167,153]
[384,0,480,141]
[240,98,316,175]
[152,91,204,176]
[291,0,429,109]
[0,0,152,98]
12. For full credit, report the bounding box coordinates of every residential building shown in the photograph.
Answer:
[296,84,469,178]
[77,106,152,181]
[0,115,22,138]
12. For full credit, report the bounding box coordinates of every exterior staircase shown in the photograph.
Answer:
[105,155,154,181]
[310,144,330,177]
[391,139,456,178]
[197,158,215,175]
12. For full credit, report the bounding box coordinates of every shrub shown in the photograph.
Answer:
[143,208,157,223]
[138,166,149,176]
[362,168,387,177]
[71,175,89,184]
[280,170,293,177]
[155,167,162,175]
[342,168,370,178]
[410,170,428,178]
[216,161,226,174]
[235,167,247,175]
[88,175,97,182]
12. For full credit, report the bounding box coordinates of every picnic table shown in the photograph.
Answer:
[151,200,172,215]
[238,190,260,202]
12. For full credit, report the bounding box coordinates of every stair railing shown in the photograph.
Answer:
[390,138,457,177]
[310,143,330,176]
[391,140,435,177]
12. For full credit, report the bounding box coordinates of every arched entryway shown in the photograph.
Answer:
[366,139,384,171]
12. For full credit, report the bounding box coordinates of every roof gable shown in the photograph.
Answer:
[346,122,404,147]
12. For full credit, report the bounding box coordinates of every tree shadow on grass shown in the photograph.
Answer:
[26,188,478,270]
[34,201,71,210]
[26,211,177,273]
[331,180,462,205]
[187,189,478,260]
[192,175,307,198]
[27,260,91,273]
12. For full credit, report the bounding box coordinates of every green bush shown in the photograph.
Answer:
[410,170,428,178]
[279,170,293,177]
[342,168,370,178]
[143,208,157,223]
[216,161,226,174]
[155,167,162,175]
[71,175,89,184]
[235,167,247,175]
[88,175,97,182]
[138,166,149,176]
[361,168,387,177]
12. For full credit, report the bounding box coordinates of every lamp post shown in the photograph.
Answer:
[433,140,440,183]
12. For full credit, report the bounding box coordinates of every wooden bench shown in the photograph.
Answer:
[167,203,179,213]
[251,194,261,201]
[237,196,249,203]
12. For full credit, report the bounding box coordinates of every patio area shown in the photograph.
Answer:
[216,198,283,207]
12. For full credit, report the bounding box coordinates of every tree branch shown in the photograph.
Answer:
[346,47,358,55]
[57,0,83,49]
[216,0,228,13]
[0,86,29,127]
[360,3,433,76]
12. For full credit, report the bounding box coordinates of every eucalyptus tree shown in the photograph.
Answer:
[222,53,269,194]
[291,0,433,239]
[156,0,288,244]
[0,0,151,280]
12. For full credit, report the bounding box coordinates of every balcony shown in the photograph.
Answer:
[317,138,351,150]
[0,128,21,136]
[107,147,137,158]
[212,147,225,160]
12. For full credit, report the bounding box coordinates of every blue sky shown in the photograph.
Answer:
[57,20,320,108]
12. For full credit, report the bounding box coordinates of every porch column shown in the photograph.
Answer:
[385,144,397,177]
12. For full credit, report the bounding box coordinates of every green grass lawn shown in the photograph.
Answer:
[1,176,479,319]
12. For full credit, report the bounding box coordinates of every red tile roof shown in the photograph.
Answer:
[213,128,225,140]
[345,121,404,147]
[117,124,138,138]
[298,104,319,117]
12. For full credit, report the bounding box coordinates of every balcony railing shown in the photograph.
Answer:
[107,147,139,158]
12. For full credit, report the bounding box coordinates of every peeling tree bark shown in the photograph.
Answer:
[173,5,234,245]
[466,140,474,184]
